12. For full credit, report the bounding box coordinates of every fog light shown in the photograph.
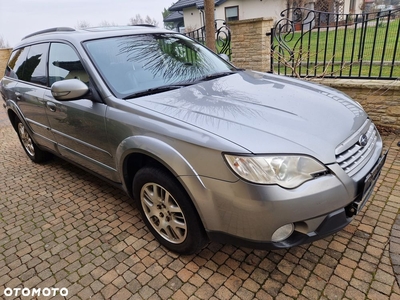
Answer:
[271,224,294,242]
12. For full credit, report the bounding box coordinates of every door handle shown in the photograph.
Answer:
[46,102,57,112]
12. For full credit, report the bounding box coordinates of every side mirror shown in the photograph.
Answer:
[219,54,230,62]
[51,79,89,101]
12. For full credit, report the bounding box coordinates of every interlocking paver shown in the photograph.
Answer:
[1,107,400,299]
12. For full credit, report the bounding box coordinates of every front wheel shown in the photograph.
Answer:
[16,119,50,163]
[133,166,208,254]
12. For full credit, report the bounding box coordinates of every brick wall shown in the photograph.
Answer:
[0,48,12,79]
[229,18,274,73]
[313,79,400,131]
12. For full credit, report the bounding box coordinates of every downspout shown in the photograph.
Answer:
[200,9,205,27]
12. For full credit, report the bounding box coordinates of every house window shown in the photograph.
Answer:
[225,6,239,22]
[349,0,355,13]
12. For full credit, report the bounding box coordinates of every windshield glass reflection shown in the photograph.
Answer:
[84,33,234,98]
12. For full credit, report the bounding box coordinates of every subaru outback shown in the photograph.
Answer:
[0,26,386,254]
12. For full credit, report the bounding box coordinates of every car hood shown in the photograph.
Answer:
[129,71,367,163]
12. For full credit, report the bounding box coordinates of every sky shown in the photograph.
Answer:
[0,0,175,47]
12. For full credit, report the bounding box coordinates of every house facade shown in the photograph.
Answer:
[164,0,365,31]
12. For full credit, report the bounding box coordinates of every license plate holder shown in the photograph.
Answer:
[356,150,388,212]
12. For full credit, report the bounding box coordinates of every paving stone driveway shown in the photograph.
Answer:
[1,107,400,300]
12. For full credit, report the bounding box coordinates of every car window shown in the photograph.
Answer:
[48,43,89,86]
[5,47,29,80]
[84,33,235,98]
[24,43,49,86]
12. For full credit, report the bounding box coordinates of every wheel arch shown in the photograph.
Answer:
[6,103,22,132]
[118,136,206,205]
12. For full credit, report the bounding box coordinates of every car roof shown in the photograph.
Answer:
[15,26,174,48]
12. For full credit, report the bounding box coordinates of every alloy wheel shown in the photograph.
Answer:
[140,182,187,244]
[18,122,35,157]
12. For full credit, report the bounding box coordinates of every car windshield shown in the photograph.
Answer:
[84,33,235,98]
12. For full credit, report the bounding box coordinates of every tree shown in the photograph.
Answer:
[145,15,158,26]
[162,7,176,30]
[98,20,118,27]
[0,36,10,48]
[128,14,159,26]
[76,20,91,29]
[204,0,216,52]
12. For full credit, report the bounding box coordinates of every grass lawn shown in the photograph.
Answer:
[272,18,400,78]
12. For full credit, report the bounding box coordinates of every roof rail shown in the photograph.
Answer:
[22,27,76,40]
[130,24,157,28]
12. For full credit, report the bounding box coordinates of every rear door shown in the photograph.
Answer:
[6,44,57,151]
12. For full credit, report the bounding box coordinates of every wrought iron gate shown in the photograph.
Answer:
[184,19,232,58]
[270,7,400,79]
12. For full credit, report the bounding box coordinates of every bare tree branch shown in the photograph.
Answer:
[76,20,91,29]
[128,14,159,26]
[99,20,119,27]
[0,36,10,48]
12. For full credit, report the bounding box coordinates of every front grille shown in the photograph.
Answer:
[335,119,378,176]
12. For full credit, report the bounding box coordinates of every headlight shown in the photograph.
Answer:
[224,154,327,188]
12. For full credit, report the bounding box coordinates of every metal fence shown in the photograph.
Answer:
[184,19,232,58]
[270,7,400,79]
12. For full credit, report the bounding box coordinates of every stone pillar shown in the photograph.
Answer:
[0,48,12,79]
[228,18,274,72]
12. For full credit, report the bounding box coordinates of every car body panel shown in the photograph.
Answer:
[43,90,118,180]
[15,82,57,148]
[105,98,245,182]
[128,71,367,164]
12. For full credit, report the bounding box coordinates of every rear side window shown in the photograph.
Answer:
[24,43,49,86]
[48,43,89,85]
[5,48,29,79]
[5,44,49,87]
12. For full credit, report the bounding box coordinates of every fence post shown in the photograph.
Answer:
[228,18,274,72]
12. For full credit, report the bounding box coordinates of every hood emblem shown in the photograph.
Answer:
[358,134,368,147]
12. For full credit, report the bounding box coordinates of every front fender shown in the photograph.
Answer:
[115,135,221,231]
[116,135,200,178]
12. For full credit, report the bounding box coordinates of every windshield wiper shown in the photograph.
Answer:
[123,83,192,100]
[196,71,236,82]
[122,72,236,99]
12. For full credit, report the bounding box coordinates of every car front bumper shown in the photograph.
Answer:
[207,206,352,249]
[184,148,386,250]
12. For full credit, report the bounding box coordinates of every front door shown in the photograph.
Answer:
[44,42,118,181]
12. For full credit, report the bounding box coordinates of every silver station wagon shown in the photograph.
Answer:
[0,26,387,254]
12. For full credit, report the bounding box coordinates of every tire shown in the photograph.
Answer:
[133,166,208,254]
[16,119,50,163]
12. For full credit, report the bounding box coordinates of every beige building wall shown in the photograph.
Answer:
[216,0,286,21]
[182,7,203,31]
[343,0,364,14]
[181,0,362,30]
[183,0,287,30]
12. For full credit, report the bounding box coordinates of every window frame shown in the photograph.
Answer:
[24,43,50,87]
[48,42,90,86]
[5,47,29,80]
[225,6,239,22]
